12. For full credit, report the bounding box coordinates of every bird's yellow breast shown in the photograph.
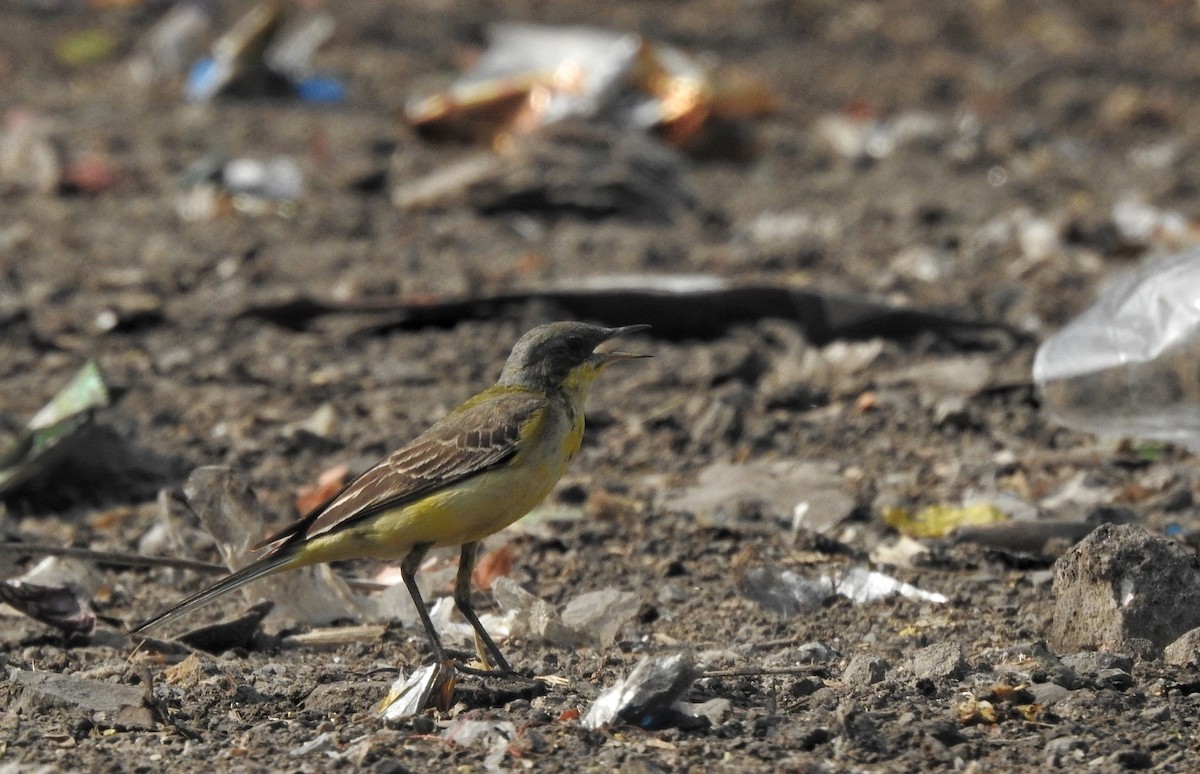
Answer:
[299,397,582,563]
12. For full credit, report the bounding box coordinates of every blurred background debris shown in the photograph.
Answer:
[405,23,774,155]
[1,1,1199,767]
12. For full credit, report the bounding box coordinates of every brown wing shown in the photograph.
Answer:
[257,390,545,551]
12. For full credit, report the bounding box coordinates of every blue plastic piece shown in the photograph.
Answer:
[295,76,346,104]
[185,56,222,102]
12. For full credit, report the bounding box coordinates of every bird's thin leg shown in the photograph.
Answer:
[401,542,446,662]
[454,541,514,674]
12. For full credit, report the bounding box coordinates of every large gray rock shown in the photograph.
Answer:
[1048,524,1200,658]
[1163,627,1200,666]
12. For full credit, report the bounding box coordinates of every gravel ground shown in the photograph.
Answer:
[4,1,1200,771]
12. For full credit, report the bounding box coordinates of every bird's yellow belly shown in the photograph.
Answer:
[305,406,582,562]
[373,456,568,550]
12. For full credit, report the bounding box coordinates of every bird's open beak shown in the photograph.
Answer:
[595,324,652,364]
[598,351,652,364]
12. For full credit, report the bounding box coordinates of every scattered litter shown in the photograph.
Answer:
[1111,197,1196,250]
[351,559,446,626]
[185,1,287,101]
[17,555,104,598]
[288,732,334,758]
[488,578,639,649]
[970,208,1068,274]
[0,360,121,498]
[377,661,457,721]
[30,360,109,428]
[332,734,374,766]
[280,623,388,650]
[266,12,337,89]
[0,539,223,583]
[560,588,640,649]
[735,559,827,617]
[0,580,97,640]
[284,403,340,444]
[471,543,514,591]
[736,556,947,617]
[582,652,701,730]
[394,123,695,221]
[177,154,304,220]
[1049,523,1200,658]
[127,2,213,87]
[1016,215,1062,265]
[177,600,274,653]
[814,108,945,161]
[954,692,996,725]
[224,156,304,201]
[293,463,349,517]
[835,566,948,605]
[1034,245,1200,452]
[396,23,772,222]
[181,466,367,628]
[491,577,573,646]
[953,514,1131,555]
[405,23,773,151]
[882,503,1007,539]
[955,682,1041,727]
[869,536,929,568]
[185,2,343,104]
[441,718,517,771]
[237,273,1019,347]
[54,29,117,67]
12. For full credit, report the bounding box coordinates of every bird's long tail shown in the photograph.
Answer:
[130,550,299,635]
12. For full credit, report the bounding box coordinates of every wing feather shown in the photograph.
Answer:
[255,390,545,551]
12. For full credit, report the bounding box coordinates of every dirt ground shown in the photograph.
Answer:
[4,0,1200,771]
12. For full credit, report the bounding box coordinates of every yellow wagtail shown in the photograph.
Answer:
[132,321,650,672]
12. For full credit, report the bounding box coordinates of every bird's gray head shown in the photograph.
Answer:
[498,321,650,391]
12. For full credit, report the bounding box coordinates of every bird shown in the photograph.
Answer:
[132,321,650,674]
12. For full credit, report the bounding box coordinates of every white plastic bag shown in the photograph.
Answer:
[1034,247,1200,450]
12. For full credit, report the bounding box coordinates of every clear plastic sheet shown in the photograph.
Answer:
[1034,247,1200,450]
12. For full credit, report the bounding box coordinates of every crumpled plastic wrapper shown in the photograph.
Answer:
[1034,246,1200,451]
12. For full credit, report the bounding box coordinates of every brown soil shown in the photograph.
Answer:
[3,1,1200,771]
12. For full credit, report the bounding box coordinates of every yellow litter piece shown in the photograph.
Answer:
[882,503,1007,539]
